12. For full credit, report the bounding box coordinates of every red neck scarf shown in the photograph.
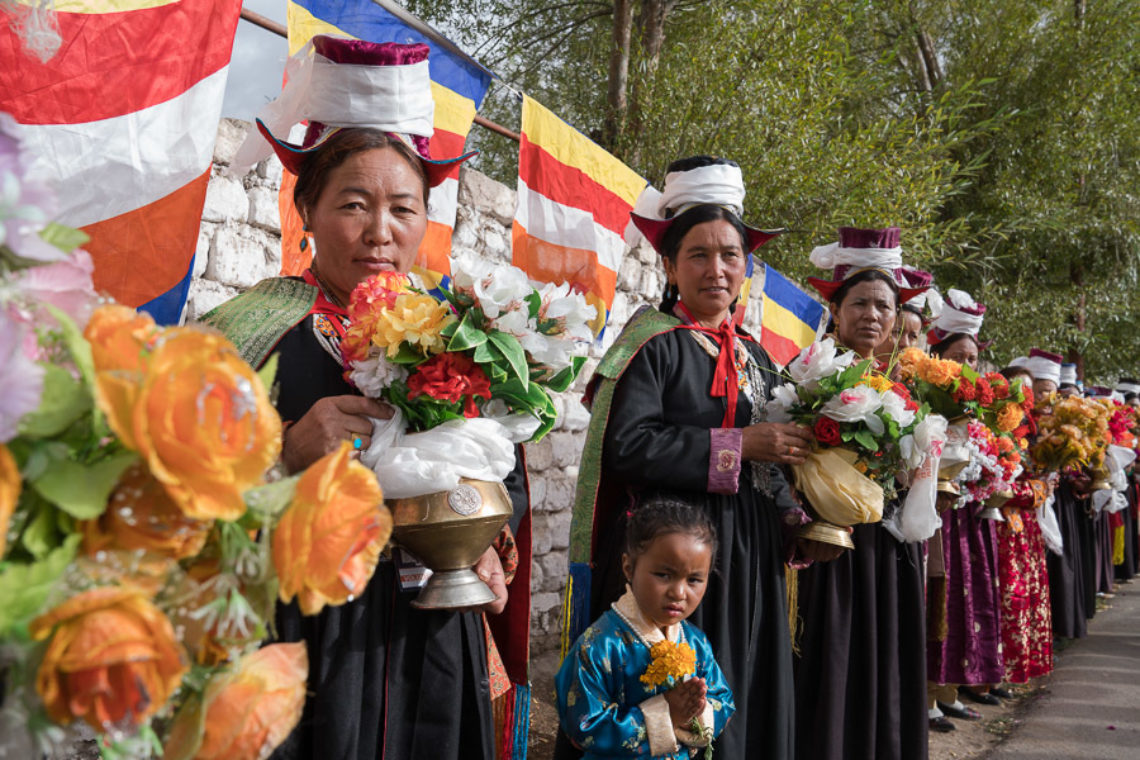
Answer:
[303,269,349,341]
[674,302,754,428]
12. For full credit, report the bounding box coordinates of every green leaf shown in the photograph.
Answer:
[525,291,542,319]
[446,311,489,351]
[42,304,95,390]
[853,429,879,452]
[544,356,587,393]
[0,534,80,637]
[243,475,300,520]
[390,343,429,365]
[38,222,89,253]
[30,450,138,520]
[18,363,92,439]
[472,340,501,365]
[20,497,59,560]
[488,330,529,390]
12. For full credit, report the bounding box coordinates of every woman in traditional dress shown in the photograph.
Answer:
[923,293,1007,727]
[793,226,932,760]
[202,36,529,760]
[563,156,830,760]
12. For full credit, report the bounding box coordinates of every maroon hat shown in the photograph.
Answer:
[806,227,931,302]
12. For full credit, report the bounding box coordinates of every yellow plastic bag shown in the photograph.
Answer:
[792,447,884,526]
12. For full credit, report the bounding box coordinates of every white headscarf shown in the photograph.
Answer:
[1024,354,1062,385]
[623,162,746,247]
[931,288,985,337]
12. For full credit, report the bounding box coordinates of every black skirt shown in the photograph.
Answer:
[1047,484,1088,639]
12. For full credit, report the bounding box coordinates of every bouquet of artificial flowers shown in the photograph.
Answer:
[951,421,1024,509]
[1029,395,1110,474]
[341,255,595,498]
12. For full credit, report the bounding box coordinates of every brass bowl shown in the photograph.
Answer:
[388,479,513,610]
[797,521,855,550]
[937,478,961,495]
[986,489,1014,509]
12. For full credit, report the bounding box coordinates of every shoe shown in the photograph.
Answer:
[960,686,1002,706]
[929,716,956,733]
[937,701,983,720]
[989,686,1014,700]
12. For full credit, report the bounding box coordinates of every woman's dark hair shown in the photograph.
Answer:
[293,128,429,217]
[1000,366,1033,384]
[931,333,979,359]
[829,269,900,310]
[625,495,718,566]
[900,303,924,320]
[657,204,748,313]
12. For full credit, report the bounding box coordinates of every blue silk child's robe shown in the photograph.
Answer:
[556,590,735,759]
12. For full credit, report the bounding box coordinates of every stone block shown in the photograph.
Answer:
[256,156,284,187]
[207,226,276,289]
[459,167,517,226]
[452,220,479,251]
[547,509,572,550]
[527,476,548,510]
[530,560,545,593]
[201,174,249,223]
[193,223,214,279]
[609,292,632,329]
[544,475,576,513]
[247,186,282,233]
[640,267,664,299]
[618,255,642,291]
[539,551,568,591]
[481,225,509,261]
[212,118,249,167]
[561,397,590,432]
[532,514,553,555]
[635,240,656,265]
[530,592,561,619]
[525,437,554,471]
[550,431,581,469]
[186,279,238,322]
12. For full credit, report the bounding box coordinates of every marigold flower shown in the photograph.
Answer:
[640,639,697,689]
[91,327,282,522]
[273,442,390,615]
[369,292,455,358]
[0,443,18,556]
[859,374,894,393]
[954,377,977,402]
[997,403,1025,433]
[163,642,307,760]
[29,585,188,730]
[922,358,958,387]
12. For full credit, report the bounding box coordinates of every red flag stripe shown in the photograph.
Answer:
[518,137,633,237]
[0,0,241,125]
[760,329,803,367]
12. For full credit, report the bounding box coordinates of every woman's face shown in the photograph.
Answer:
[876,309,923,357]
[831,278,897,357]
[662,220,747,328]
[302,147,427,304]
[940,335,979,370]
[1033,378,1058,398]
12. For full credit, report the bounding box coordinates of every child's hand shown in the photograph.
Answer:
[664,677,707,728]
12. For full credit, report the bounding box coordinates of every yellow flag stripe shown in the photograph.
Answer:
[762,294,818,348]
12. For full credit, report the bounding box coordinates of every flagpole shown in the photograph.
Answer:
[237,6,520,143]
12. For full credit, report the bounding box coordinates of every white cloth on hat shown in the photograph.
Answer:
[231,39,435,175]
[1059,364,1078,386]
[1024,355,1061,385]
[1009,356,1029,369]
[808,241,903,272]
[1117,380,1140,395]
[657,162,745,219]
[622,185,664,247]
[932,288,984,337]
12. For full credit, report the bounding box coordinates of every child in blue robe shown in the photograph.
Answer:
[556,497,735,758]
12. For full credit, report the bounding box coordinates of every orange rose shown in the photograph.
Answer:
[0,443,18,556]
[92,326,282,522]
[997,403,1025,433]
[29,586,188,730]
[273,442,390,615]
[164,643,307,760]
[897,346,926,379]
[84,304,159,375]
[80,463,212,560]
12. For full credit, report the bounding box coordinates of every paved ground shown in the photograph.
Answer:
[983,584,1140,760]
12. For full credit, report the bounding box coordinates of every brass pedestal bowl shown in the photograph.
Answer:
[388,479,513,610]
[797,521,855,550]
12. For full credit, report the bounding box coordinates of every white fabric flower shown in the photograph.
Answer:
[347,351,408,398]
[537,281,597,341]
[787,338,858,390]
[763,383,800,423]
[820,385,884,434]
[880,390,916,428]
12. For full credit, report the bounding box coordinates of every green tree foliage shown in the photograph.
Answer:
[404,0,1139,380]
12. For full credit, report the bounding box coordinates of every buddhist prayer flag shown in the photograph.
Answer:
[513,95,646,334]
[280,0,492,285]
[760,264,825,365]
[0,0,243,324]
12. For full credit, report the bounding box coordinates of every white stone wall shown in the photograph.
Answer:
[193,119,769,652]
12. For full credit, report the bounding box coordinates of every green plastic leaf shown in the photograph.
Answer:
[0,534,80,637]
[446,312,489,351]
[38,222,89,253]
[544,356,588,393]
[18,363,92,439]
[390,343,429,365]
[244,475,300,519]
[853,429,879,452]
[30,450,138,520]
[472,340,500,365]
[524,291,542,319]
[488,330,529,389]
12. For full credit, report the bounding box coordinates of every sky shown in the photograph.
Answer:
[221,0,290,122]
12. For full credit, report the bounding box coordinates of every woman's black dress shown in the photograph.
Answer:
[587,328,797,760]
[793,509,928,760]
[1047,483,1089,639]
[269,315,523,760]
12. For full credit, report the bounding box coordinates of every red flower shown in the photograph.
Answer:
[890,383,912,401]
[407,352,492,417]
[954,377,977,402]
[813,416,842,447]
[348,272,410,323]
[986,372,1010,400]
[905,399,919,412]
[976,377,995,406]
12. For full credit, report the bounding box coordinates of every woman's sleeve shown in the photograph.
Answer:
[555,629,676,757]
[675,632,736,747]
[603,337,740,495]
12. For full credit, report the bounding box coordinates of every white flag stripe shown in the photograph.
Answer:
[515,180,625,272]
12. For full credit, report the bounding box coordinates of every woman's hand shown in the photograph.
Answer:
[742,423,815,465]
[282,395,393,473]
[664,677,707,728]
[936,492,957,513]
[795,536,848,563]
[472,546,508,615]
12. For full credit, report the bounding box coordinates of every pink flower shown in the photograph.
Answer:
[0,309,44,441]
[0,113,65,263]
[13,249,98,331]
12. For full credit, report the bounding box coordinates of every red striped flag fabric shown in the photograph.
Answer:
[513,95,646,335]
[278,0,492,288]
[0,0,243,324]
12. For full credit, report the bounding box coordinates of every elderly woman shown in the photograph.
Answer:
[563,156,822,760]
[793,227,932,760]
[203,37,526,760]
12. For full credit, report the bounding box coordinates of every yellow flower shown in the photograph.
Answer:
[859,374,894,393]
[0,443,18,557]
[639,639,697,689]
[30,586,188,730]
[996,403,1025,433]
[163,643,307,760]
[897,347,926,379]
[85,304,159,376]
[91,326,282,522]
[922,357,959,387]
[369,292,455,358]
[273,442,391,615]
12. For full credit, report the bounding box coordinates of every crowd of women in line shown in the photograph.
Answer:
[209,33,1139,760]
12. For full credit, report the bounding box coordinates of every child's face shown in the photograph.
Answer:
[622,532,712,631]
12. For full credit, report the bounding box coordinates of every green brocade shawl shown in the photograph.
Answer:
[569,307,683,566]
[199,278,318,369]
